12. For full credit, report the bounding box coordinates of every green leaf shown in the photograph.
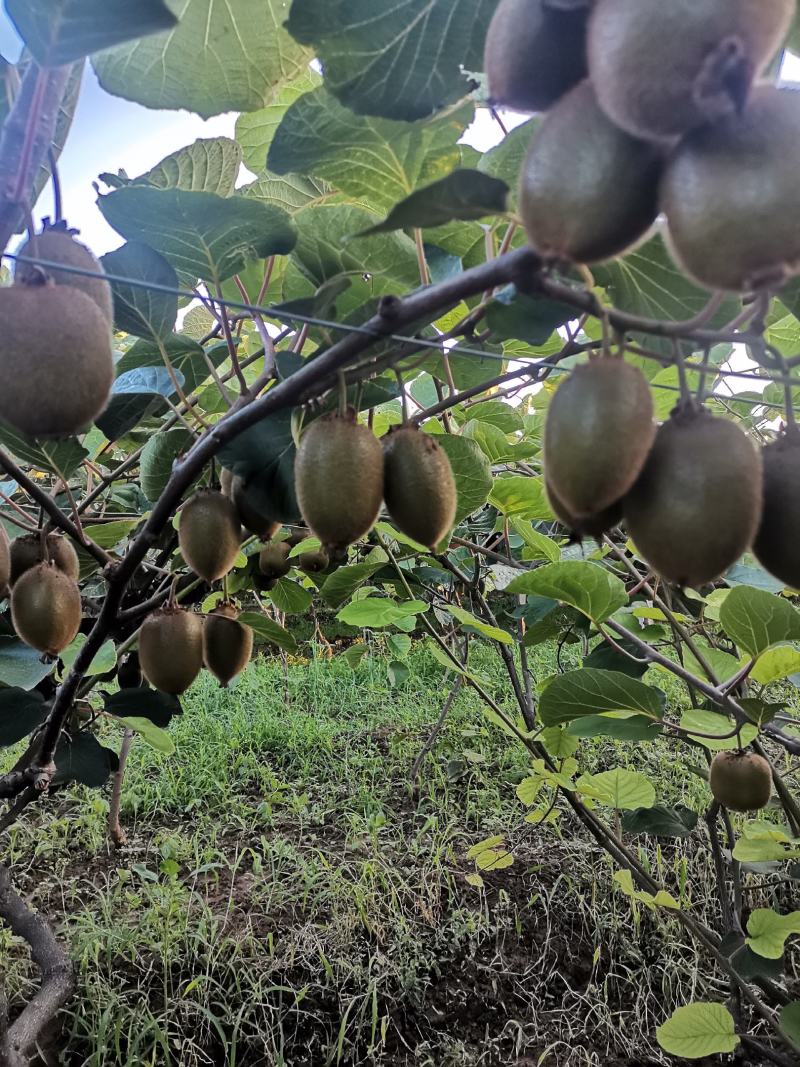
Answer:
[93,0,312,119]
[485,286,575,347]
[566,714,663,742]
[0,427,87,480]
[478,120,538,197]
[218,408,300,525]
[657,1003,739,1059]
[116,334,222,399]
[720,585,800,659]
[116,716,175,755]
[237,611,297,653]
[509,519,560,563]
[320,558,387,609]
[539,669,665,727]
[358,170,508,236]
[678,709,756,752]
[623,805,699,839]
[540,726,579,760]
[467,835,514,872]
[613,869,680,911]
[746,909,800,959]
[337,598,426,629]
[286,0,495,121]
[751,645,800,686]
[269,578,313,615]
[388,660,410,687]
[780,1003,800,1045]
[732,822,800,864]
[140,429,193,502]
[60,635,117,677]
[136,137,242,196]
[434,434,493,528]
[104,688,181,728]
[507,562,627,624]
[489,476,553,521]
[577,769,656,810]
[0,638,57,690]
[236,70,323,174]
[101,241,179,340]
[0,688,47,747]
[53,733,119,788]
[444,605,513,645]
[98,187,297,285]
[82,520,139,550]
[8,0,176,65]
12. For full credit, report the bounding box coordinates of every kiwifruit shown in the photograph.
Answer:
[382,426,457,549]
[0,282,114,438]
[484,0,590,113]
[11,563,81,655]
[203,604,254,688]
[660,85,800,292]
[709,749,772,812]
[588,0,795,141]
[178,489,241,582]
[624,405,762,587]
[753,428,800,588]
[259,541,292,580]
[10,532,80,585]
[546,478,623,542]
[230,477,281,541]
[298,548,330,575]
[294,412,384,552]
[138,606,204,694]
[519,81,662,264]
[544,359,656,518]
[0,525,9,595]
[15,224,114,325]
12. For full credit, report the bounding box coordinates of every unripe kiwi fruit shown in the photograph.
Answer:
[546,478,623,542]
[295,412,384,552]
[138,606,204,694]
[484,0,590,113]
[519,81,662,264]
[0,525,10,595]
[203,604,253,688]
[624,406,762,587]
[544,359,656,518]
[753,429,800,589]
[178,489,241,582]
[709,750,772,812]
[588,0,795,141]
[259,541,292,580]
[0,283,114,438]
[11,564,81,656]
[15,225,114,325]
[382,426,457,549]
[660,86,800,293]
[10,532,79,586]
[298,548,330,575]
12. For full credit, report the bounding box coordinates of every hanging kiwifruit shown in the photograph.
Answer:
[624,405,762,587]
[298,548,330,575]
[259,541,292,580]
[15,224,114,325]
[544,359,656,518]
[0,283,114,437]
[11,564,81,656]
[753,428,800,588]
[294,412,384,552]
[382,426,457,549]
[709,750,772,812]
[660,86,800,293]
[0,525,9,595]
[230,477,281,541]
[178,489,241,582]
[138,606,204,694]
[203,604,254,688]
[484,0,590,113]
[546,478,623,542]
[519,81,663,264]
[588,0,795,141]
[10,532,80,585]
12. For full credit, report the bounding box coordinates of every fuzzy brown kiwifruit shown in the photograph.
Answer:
[203,604,253,688]
[258,541,292,580]
[138,606,204,694]
[382,426,457,549]
[588,0,795,141]
[11,563,81,655]
[484,0,590,113]
[0,283,114,438]
[544,359,656,518]
[753,428,800,588]
[519,81,663,264]
[178,489,241,582]
[230,477,281,541]
[660,85,800,292]
[624,405,762,587]
[10,532,80,586]
[15,224,114,325]
[709,750,772,812]
[546,478,623,542]
[295,412,384,552]
[298,548,330,575]
[0,525,9,595]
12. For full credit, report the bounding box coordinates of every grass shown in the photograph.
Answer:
[1,642,795,1066]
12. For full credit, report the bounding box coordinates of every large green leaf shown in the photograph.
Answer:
[478,120,538,201]
[0,427,87,479]
[507,562,627,624]
[140,428,193,502]
[539,668,665,727]
[679,709,757,752]
[320,558,387,609]
[358,170,508,236]
[286,0,496,120]
[485,286,575,347]
[0,688,48,747]
[8,0,176,65]
[489,476,553,521]
[746,909,800,960]
[115,334,218,398]
[0,638,57,690]
[218,408,300,525]
[60,635,117,677]
[751,645,800,687]
[445,605,513,645]
[623,805,699,839]
[434,434,493,527]
[98,187,297,285]
[135,137,242,196]
[237,611,297,653]
[116,716,175,755]
[337,597,426,629]
[269,578,312,615]
[656,1004,739,1059]
[101,241,178,340]
[104,688,181,728]
[53,732,119,788]
[93,0,312,119]
[719,586,800,659]
[577,768,656,810]
[236,70,323,174]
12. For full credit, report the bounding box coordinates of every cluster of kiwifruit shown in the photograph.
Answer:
[293,411,458,555]
[0,222,115,437]
[0,531,83,656]
[486,0,800,291]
